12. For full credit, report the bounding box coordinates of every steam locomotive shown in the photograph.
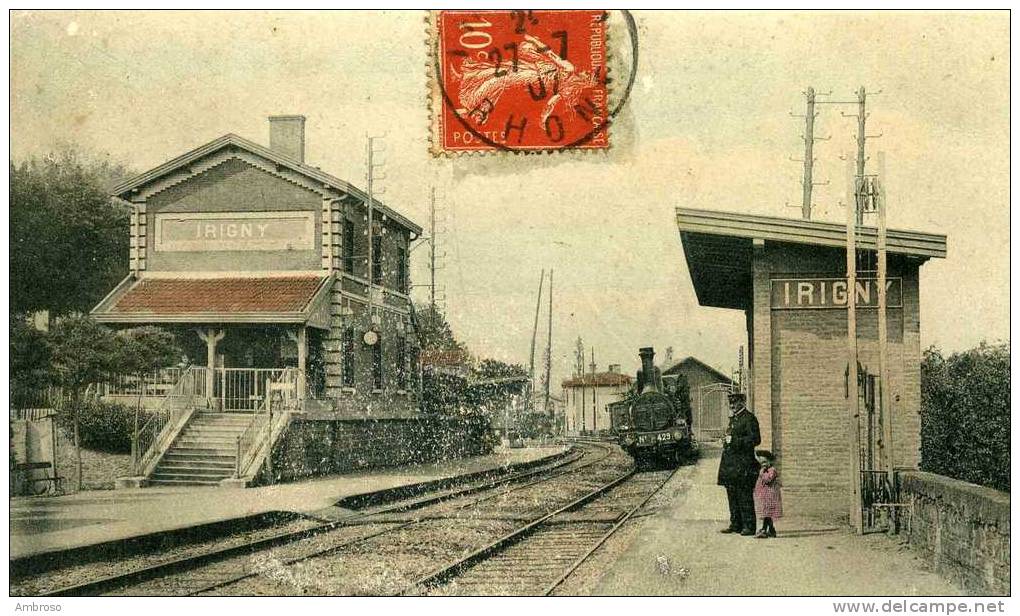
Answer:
[609,347,696,467]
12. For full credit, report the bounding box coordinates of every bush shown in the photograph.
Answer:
[920,342,1009,492]
[55,398,144,454]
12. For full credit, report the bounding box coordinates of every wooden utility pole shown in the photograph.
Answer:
[846,155,864,534]
[802,87,816,219]
[528,269,545,407]
[544,270,553,414]
[589,348,597,432]
[429,188,437,311]
[877,152,893,473]
[855,87,867,226]
[366,137,377,317]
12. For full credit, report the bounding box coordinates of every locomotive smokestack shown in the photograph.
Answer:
[638,347,658,393]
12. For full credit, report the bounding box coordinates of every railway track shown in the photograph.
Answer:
[409,468,676,596]
[25,442,625,597]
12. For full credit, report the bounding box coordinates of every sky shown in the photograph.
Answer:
[9,10,1010,388]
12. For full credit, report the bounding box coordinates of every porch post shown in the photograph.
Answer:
[296,326,307,399]
[197,328,225,406]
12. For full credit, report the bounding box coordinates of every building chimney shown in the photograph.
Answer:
[268,115,306,163]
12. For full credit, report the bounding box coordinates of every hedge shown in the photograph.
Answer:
[54,398,149,454]
[920,342,1009,492]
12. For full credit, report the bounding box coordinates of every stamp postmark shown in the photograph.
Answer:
[429,10,621,155]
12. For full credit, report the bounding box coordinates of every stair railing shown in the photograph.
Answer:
[132,366,209,476]
[234,367,298,479]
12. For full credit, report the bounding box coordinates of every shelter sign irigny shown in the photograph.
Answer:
[770,277,903,310]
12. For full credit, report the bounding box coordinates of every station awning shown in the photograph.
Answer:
[91,274,333,329]
[676,207,947,311]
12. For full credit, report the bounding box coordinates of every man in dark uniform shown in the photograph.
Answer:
[717,391,761,536]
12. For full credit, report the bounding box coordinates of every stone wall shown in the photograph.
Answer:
[898,471,1009,595]
[268,414,494,483]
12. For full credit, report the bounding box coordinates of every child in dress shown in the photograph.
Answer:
[753,449,782,538]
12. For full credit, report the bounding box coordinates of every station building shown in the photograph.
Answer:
[92,116,422,418]
[676,208,946,519]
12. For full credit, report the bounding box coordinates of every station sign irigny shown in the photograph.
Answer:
[770,277,903,310]
[154,211,315,252]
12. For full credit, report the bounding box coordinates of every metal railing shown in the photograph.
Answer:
[132,366,210,476]
[99,368,185,398]
[218,368,294,411]
[10,386,69,413]
[233,368,298,479]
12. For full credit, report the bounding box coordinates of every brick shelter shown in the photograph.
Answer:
[677,208,946,519]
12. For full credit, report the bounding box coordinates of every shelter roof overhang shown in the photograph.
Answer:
[676,207,947,311]
[91,273,334,330]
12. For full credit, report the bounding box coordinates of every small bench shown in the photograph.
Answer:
[14,461,64,494]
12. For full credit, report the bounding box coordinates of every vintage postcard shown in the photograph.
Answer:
[6,8,1011,611]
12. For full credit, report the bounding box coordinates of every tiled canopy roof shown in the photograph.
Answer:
[92,275,333,329]
[110,276,324,314]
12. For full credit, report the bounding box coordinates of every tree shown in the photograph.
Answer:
[920,342,1009,492]
[10,146,132,315]
[573,336,585,377]
[114,327,182,467]
[474,358,528,380]
[10,317,53,408]
[414,304,467,353]
[48,314,121,490]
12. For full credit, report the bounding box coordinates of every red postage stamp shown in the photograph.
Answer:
[429,10,610,154]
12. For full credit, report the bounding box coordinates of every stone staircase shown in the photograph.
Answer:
[148,412,255,486]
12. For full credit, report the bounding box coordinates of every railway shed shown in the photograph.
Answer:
[661,357,734,441]
[676,208,946,519]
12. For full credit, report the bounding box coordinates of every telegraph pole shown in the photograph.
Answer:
[429,188,437,311]
[589,348,597,432]
[877,152,893,474]
[544,269,553,414]
[528,269,545,410]
[846,155,864,535]
[855,87,868,226]
[366,136,386,317]
[802,87,816,219]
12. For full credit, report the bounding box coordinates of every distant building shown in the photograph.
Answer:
[561,364,632,434]
[661,357,734,440]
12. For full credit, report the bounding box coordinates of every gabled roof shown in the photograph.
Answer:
[113,133,422,234]
[662,356,733,384]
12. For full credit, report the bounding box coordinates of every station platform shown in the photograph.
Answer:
[590,446,963,596]
[10,445,567,561]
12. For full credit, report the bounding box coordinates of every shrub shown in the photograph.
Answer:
[55,398,145,454]
[920,342,1010,492]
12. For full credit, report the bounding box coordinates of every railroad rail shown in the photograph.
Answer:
[23,442,623,597]
[409,467,676,596]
